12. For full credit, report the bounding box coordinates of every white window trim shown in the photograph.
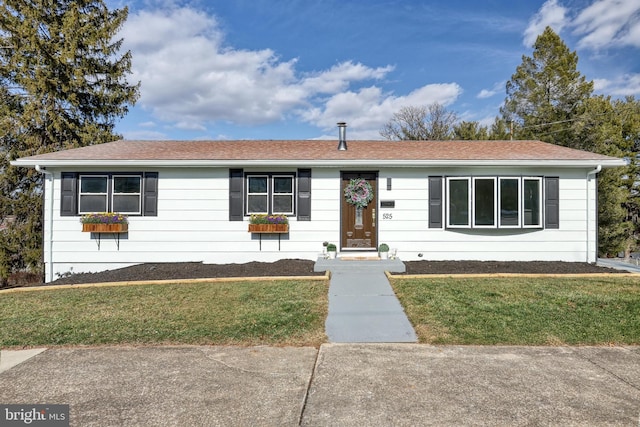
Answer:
[523,177,543,229]
[446,177,471,228]
[271,175,294,215]
[112,175,142,215]
[472,177,497,229]
[498,177,521,228]
[78,175,108,214]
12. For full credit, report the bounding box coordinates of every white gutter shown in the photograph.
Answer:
[35,165,54,282]
[586,165,602,263]
[12,159,626,169]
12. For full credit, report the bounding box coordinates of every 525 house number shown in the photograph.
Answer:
[382,213,393,220]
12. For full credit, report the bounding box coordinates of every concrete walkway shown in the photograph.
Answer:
[597,257,640,273]
[314,256,417,343]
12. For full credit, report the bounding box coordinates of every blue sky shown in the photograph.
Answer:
[108,0,640,140]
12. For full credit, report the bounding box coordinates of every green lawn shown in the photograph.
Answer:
[0,280,328,347]
[3,275,639,348]
[390,276,640,345]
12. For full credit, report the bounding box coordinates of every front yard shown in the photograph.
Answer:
[0,280,328,347]
[390,276,640,345]
[1,275,639,347]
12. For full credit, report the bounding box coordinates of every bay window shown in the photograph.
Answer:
[446,176,545,229]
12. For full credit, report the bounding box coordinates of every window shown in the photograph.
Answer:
[446,176,544,229]
[79,175,108,213]
[473,177,496,227]
[113,175,142,214]
[272,175,294,214]
[447,178,470,227]
[78,174,143,214]
[499,178,520,227]
[523,177,542,227]
[246,173,295,215]
[247,175,268,213]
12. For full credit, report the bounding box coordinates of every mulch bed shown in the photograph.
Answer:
[18,259,623,287]
[43,259,325,286]
[402,260,625,275]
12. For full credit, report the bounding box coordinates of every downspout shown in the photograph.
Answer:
[35,165,54,282]
[586,165,602,263]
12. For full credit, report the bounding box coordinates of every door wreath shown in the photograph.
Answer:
[344,178,374,208]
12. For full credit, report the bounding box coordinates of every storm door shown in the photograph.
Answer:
[341,172,378,250]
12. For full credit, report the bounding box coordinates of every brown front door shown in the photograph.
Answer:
[341,172,377,250]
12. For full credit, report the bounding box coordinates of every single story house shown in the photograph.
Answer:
[12,125,625,282]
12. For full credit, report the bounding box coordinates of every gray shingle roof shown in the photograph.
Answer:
[12,139,624,167]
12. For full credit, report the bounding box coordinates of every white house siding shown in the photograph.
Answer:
[377,167,593,263]
[44,166,597,282]
[45,167,341,281]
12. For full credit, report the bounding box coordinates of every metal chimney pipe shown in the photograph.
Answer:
[337,122,347,151]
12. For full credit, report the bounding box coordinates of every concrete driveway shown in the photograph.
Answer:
[1,344,639,426]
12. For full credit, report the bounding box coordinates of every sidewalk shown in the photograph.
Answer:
[314,256,417,343]
[597,257,640,273]
[1,344,639,426]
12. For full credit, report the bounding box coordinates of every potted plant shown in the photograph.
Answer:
[248,214,289,233]
[80,212,129,233]
[378,243,390,259]
[326,243,337,259]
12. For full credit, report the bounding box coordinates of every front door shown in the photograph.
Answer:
[341,172,377,250]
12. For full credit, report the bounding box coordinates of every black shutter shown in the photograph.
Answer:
[545,177,559,229]
[60,172,77,216]
[429,176,443,228]
[229,169,244,221]
[297,169,311,221]
[143,172,159,216]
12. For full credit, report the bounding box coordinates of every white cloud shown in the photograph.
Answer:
[301,83,463,139]
[523,0,640,50]
[593,74,640,96]
[120,7,401,132]
[301,62,395,94]
[477,81,505,99]
[523,0,568,47]
[572,0,640,49]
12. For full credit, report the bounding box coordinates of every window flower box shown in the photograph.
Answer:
[80,213,129,233]
[248,223,289,233]
[248,214,289,233]
[82,223,129,233]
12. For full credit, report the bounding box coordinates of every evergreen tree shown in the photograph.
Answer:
[0,0,139,282]
[614,97,640,255]
[573,96,634,256]
[501,26,593,148]
[488,117,512,140]
[453,121,489,140]
[501,27,639,256]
